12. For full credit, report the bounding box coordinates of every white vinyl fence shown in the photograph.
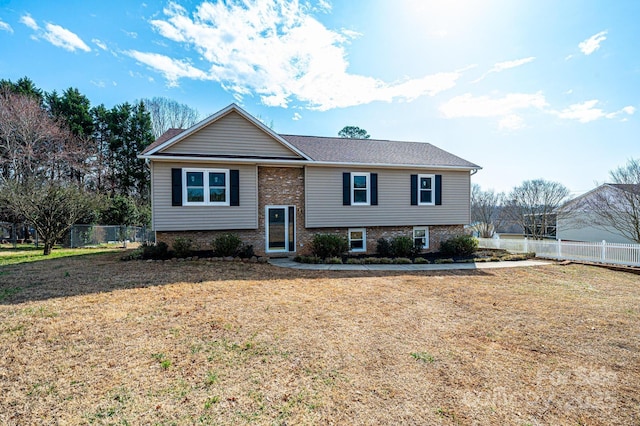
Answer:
[477,237,640,267]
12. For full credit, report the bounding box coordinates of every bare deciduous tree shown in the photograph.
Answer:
[140,97,200,139]
[0,90,87,183]
[583,159,640,243]
[506,179,570,239]
[470,184,505,238]
[0,180,96,255]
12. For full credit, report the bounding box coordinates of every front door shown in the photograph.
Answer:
[266,206,295,253]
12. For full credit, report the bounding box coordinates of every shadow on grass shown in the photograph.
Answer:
[0,251,494,305]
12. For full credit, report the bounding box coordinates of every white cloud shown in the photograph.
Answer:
[20,14,39,30]
[553,100,635,123]
[126,50,212,87]
[20,14,90,52]
[578,30,607,55]
[92,38,107,50]
[0,20,13,33]
[42,23,91,52]
[472,56,535,83]
[292,112,302,120]
[142,0,463,109]
[440,92,548,130]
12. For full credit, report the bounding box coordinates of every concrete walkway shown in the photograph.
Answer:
[269,258,553,271]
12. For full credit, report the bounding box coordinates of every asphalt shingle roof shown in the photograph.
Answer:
[142,129,480,169]
[280,135,480,168]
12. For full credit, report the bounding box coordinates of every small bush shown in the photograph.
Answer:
[390,236,416,258]
[377,257,393,264]
[212,233,243,257]
[376,238,393,257]
[326,256,343,264]
[439,234,478,257]
[237,244,255,259]
[311,234,348,259]
[414,257,430,264]
[294,255,322,264]
[363,257,381,264]
[172,237,194,258]
[434,258,454,264]
[139,241,169,260]
[346,258,364,264]
[393,257,412,264]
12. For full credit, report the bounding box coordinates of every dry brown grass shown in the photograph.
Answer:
[1,252,639,425]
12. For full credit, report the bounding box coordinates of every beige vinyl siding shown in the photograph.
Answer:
[305,166,471,228]
[152,161,258,231]
[163,111,302,159]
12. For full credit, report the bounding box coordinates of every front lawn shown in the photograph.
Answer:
[0,253,638,424]
[0,246,120,267]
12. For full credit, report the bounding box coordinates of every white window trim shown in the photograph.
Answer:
[348,228,366,253]
[417,174,435,206]
[413,226,429,249]
[351,172,370,206]
[183,168,230,206]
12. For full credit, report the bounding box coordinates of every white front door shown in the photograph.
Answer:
[266,206,295,253]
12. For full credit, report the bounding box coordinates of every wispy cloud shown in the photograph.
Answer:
[92,38,107,50]
[472,56,535,83]
[292,112,302,120]
[125,50,212,87]
[140,0,464,109]
[42,23,91,52]
[578,30,607,55]
[439,92,548,130]
[552,100,634,123]
[0,19,13,33]
[20,14,39,30]
[20,14,90,52]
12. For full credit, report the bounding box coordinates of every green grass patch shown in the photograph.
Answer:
[0,247,118,267]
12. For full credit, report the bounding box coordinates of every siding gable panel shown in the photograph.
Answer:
[162,111,302,159]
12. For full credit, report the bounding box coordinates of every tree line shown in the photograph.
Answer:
[0,77,199,254]
[471,159,640,244]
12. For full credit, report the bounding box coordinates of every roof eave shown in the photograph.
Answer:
[138,154,481,170]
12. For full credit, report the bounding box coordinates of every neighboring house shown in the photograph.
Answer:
[139,104,481,256]
[556,184,640,244]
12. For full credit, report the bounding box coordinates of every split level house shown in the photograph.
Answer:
[139,104,481,256]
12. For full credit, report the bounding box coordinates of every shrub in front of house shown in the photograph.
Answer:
[391,236,420,258]
[393,257,412,264]
[172,237,194,258]
[311,234,348,259]
[376,238,393,257]
[212,233,243,257]
[414,257,430,264]
[142,241,169,259]
[439,234,478,257]
[326,256,343,264]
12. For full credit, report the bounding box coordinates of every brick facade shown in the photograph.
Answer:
[156,166,466,256]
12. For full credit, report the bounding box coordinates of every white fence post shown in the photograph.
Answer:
[601,240,606,262]
[557,239,562,259]
[524,237,528,253]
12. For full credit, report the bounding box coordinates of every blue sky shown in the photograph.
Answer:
[1,0,638,195]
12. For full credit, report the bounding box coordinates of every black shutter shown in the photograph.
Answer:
[230,169,240,206]
[410,174,418,205]
[171,168,182,206]
[370,173,378,205]
[343,172,351,205]
[288,206,295,252]
[435,174,442,205]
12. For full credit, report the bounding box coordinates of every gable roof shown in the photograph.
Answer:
[280,134,480,168]
[140,104,310,160]
[139,103,480,170]
[558,183,640,211]
[610,183,640,195]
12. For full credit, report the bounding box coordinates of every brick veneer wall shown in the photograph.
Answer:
[156,166,466,256]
